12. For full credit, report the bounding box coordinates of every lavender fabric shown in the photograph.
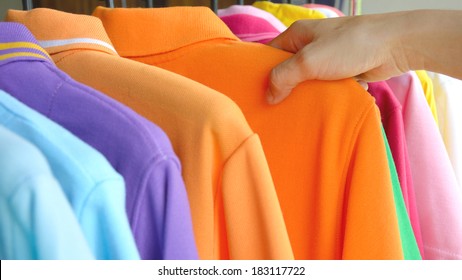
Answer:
[0,22,198,260]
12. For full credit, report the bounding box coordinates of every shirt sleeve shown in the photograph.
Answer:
[79,177,140,260]
[1,127,94,260]
[342,105,404,259]
[14,174,95,259]
[221,133,294,260]
[131,157,199,260]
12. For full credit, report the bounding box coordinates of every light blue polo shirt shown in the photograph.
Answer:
[0,90,139,260]
[0,125,94,259]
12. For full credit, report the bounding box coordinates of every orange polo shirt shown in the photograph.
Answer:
[93,7,404,260]
[6,8,294,260]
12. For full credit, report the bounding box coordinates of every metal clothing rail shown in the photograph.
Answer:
[22,0,126,10]
[21,0,33,10]
[21,1,349,15]
[21,1,128,10]
[105,0,114,8]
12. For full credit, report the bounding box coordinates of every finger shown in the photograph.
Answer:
[356,79,369,90]
[268,29,295,52]
[267,51,314,104]
[268,20,316,53]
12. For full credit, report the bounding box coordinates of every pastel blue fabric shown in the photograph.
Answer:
[0,90,139,260]
[0,125,94,259]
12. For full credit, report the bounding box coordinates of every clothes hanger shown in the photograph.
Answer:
[22,0,120,10]
[106,0,115,8]
[22,0,33,10]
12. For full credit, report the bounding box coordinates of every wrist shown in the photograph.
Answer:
[399,10,432,72]
[362,11,418,76]
[386,11,421,74]
[395,10,462,78]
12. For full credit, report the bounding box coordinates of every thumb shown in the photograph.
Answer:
[267,49,315,104]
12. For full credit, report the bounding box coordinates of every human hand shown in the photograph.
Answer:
[266,13,411,104]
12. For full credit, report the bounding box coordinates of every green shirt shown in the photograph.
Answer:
[383,127,421,260]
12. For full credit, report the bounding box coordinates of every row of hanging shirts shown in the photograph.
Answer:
[1,1,461,260]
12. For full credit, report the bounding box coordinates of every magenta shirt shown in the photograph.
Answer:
[368,81,424,258]
[219,13,281,44]
[218,5,287,33]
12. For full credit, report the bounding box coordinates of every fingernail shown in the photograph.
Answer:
[266,90,275,104]
[357,80,369,90]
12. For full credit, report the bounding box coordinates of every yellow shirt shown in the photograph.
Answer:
[415,70,439,126]
[252,1,326,27]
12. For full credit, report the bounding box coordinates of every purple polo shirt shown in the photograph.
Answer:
[0,22,198,260]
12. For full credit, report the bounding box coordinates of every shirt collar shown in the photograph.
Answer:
[6,8,118,56]
[92,6,239,58]
[0,22,53,65]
